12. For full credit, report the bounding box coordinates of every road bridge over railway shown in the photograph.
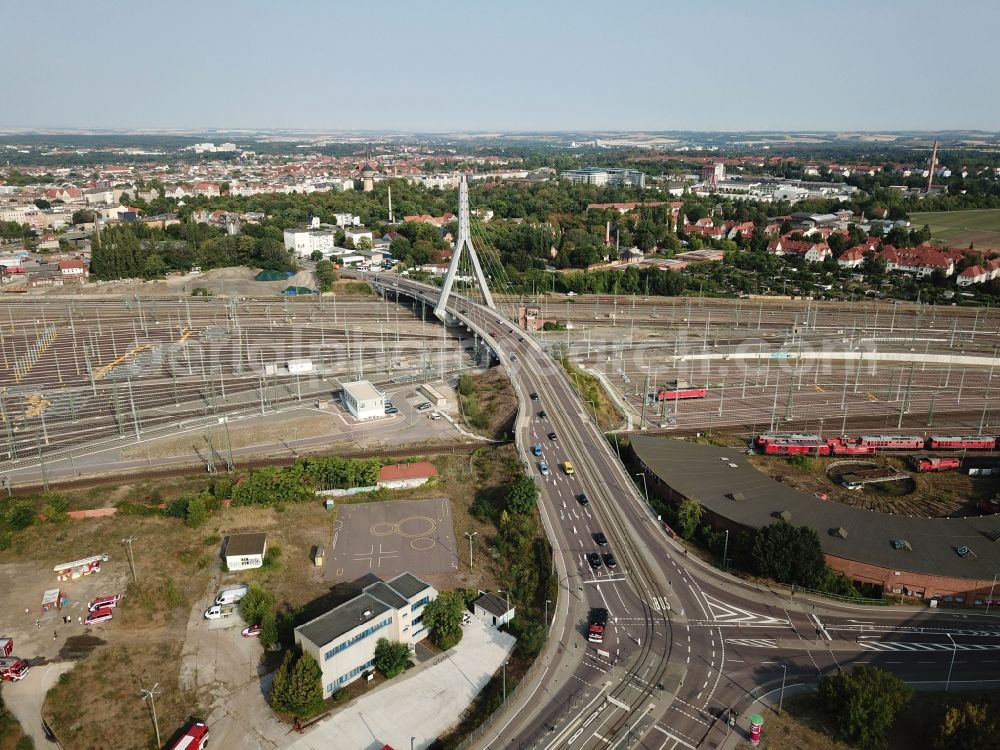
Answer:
[354,264,1000,750]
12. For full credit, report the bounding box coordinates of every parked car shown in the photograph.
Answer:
[215,586,249,606]
[241,624,262,638]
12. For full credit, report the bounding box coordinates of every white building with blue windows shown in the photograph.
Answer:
[294,572,437,696]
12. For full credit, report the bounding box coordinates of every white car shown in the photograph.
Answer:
[539,461,550,476]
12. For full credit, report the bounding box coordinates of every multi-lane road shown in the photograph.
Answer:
[365,271,1000,750]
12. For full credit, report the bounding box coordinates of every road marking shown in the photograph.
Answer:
[726,638,779,648]
[607,695,629,710]
[653,725,697,749]
[701,593,790,627]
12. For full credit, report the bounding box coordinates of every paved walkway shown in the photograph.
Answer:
[286,619,516,750]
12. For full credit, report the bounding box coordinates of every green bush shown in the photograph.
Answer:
[40,494,69,523]
[5,502,35,531]
[164,497,190,519]
[332,688,350,704]
[239,584,274,626]
[184,495,208,528]
[261,545,283,571]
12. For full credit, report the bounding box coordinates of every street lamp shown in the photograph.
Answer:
[464,531,478,572]
[986,572,1000,616]
[778,663,787,715]
[635,472,649,506]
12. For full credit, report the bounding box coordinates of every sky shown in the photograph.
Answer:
[4,0,999,133]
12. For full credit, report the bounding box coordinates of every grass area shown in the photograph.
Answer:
[745,451,999,517]
[331,279,374,295]
[560,356,624,431]
[741,690,1000,750]
[910,208,1000,248]
[0,695,29,750]
[456,370,517,439]
[45,642,198,750]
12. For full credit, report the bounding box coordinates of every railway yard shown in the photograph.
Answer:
[0,290,490,486]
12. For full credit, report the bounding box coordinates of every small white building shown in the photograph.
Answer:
[333,213,361,227]
[342,380,385,421]
[295,573,436,695]
[283,228,338,258]
[224,532,267,571]
[345,227,374,247]
[473,592,515,628]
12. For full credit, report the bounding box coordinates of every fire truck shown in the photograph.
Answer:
[0,637,12,657]
[587,608,609,643]
[0,657,29,682]
[168,721,209,750]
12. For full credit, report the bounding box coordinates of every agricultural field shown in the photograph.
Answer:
[910,208,1000,249]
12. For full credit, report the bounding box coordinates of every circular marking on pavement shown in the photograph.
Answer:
[410,537,436,551]
[370,522,397,537]
[395,515,436,538]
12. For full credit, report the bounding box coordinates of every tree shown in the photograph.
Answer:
[5,502,35,531]
[818,666,911,749]
[184,494,208,528]
[270,650,323,717]
[935,700,999,750]
[422,591,465,650]
[239,583,275,625]
[259,611,280,648]
[314,259,336,292]
[357,237,373,251]
[751,521,826,588]
[309,249,324,261]
[506,474,538,514]
[373,638,410,679]
[676,499,702,540]
[33,198,51,209]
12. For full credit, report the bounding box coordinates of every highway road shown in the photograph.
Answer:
[360,270,1000,750]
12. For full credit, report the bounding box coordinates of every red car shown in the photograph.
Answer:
[241,624,262,638]
[85,607,114,626]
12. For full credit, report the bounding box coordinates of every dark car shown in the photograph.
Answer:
[593,531,608,545]
[587,552,603,570]
[577,493,589,506]
[548,432,557,441]
[602,553,618,569]
[538,410,547,418]
[530,392,539,401]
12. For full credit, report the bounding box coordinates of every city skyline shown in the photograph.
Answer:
[5,0,999,132]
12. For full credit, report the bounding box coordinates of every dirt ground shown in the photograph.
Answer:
[458,368,517,440]
[746,452,1000,517]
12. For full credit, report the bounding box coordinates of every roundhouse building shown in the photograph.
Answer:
[629,435,1000,607]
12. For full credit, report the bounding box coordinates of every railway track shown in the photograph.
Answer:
[6,439,499,494]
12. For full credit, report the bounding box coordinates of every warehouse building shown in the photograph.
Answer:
[629,435,1000,606]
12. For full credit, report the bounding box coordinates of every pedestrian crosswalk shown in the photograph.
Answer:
[860,640,1000,652]
[726,638,779,649]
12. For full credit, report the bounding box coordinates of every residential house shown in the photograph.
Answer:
[957,258,1000,287]
[766,239,831,263]
[878,245,955,277]
[294,573,437,695]
[344,227,374,247]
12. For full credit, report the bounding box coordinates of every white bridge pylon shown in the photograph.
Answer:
[434,175,496,321]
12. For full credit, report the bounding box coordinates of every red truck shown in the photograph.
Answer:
[0,657,29,682]
[0,637,12,657]
[588,608,609,643]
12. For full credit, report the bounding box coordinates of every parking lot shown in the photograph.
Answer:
[325,498,459,581]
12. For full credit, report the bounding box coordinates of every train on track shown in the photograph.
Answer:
[755,431,1000,456]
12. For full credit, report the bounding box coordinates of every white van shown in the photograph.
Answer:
[215,585,249,606]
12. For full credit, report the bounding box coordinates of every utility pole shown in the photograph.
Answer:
[122,535,139,584]
[139,683,161,747]
[464,531,478,571]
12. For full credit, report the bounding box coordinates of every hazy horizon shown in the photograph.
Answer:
[5,0,999,132]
